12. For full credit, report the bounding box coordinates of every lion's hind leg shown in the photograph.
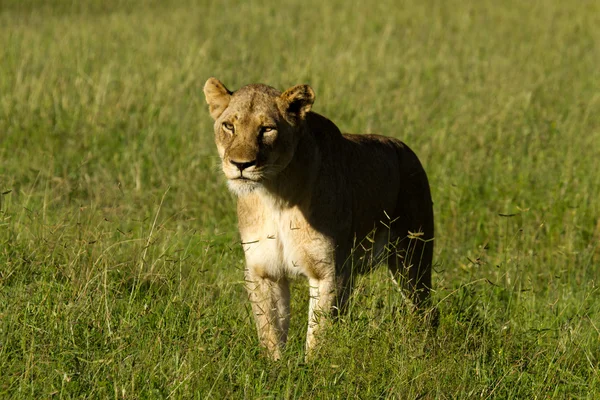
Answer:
[386,231,433,309]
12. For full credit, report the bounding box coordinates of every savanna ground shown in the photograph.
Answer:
[1,0,599,398]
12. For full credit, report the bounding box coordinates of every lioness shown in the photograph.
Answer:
[203,78,434,360]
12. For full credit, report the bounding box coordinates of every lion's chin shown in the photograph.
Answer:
[227,178,262,196]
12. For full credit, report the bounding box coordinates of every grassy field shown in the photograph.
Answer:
[1,0,599,397]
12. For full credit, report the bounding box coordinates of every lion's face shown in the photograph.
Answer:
[214,86,296,195]
[203,78,315,196]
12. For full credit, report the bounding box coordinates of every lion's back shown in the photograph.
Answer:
[303,113,431,241]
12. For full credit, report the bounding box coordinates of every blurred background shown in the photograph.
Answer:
[0,0,599,397]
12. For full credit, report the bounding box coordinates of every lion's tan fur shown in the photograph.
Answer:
[203,78,434,359]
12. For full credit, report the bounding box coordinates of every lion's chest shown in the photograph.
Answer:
[239,202,334,280]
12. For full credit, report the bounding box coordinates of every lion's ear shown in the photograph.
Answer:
[278,84,315,120]
[203,77,232,120]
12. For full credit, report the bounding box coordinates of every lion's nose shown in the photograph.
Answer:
[230,159,257,172]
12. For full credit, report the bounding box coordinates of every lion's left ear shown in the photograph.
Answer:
[203,77,232,120]
[278,84,315,120]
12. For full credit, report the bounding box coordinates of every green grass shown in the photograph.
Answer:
[1,0,599,397]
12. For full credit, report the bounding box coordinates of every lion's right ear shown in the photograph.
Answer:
[278,84,315,120]
[203,78,232,120]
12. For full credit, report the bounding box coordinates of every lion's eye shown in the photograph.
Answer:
[261,126,276,134]
[222,122,235,133]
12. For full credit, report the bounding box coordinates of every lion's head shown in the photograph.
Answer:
[203,78,315,196]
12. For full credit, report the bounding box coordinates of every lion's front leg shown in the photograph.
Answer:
[305,275,336,357]
[245,268,290,360]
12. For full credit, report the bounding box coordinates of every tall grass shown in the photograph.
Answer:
[1,0,599,397]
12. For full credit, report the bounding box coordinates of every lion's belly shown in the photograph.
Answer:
[241,205,334,280]
[278,207,335,279]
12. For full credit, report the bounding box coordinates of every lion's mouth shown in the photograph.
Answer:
[230,175,264,186]
[233,174,256,181]
[223,164,266,183]
[230,169,264,182]
[227,174,262,196]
